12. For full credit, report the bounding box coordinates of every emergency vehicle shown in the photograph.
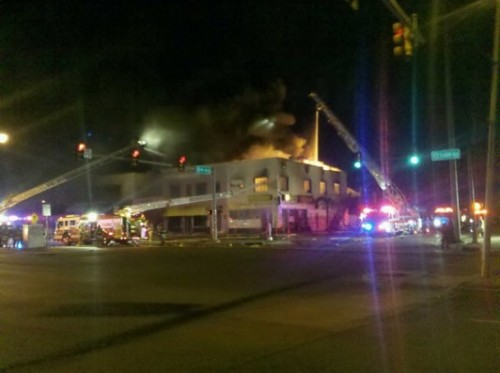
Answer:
[53,215,82,244]
[360,205,420,235]
[54,213,139,245]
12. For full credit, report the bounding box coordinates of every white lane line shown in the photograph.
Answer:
[469,319,500,324]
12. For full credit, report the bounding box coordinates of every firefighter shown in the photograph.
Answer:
[440,221,453,249]
[96,225,104,246]
[477,216,484,238]
[159,225,168,246]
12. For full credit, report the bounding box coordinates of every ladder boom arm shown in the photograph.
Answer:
[309,92,414,214]
[0,144,137,213]
[309,92,392,191]
[115,185,253,217]
[115,192,234,217]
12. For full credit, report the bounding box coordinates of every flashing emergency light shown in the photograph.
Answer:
[380,205,396,214]
[434,207,453,214]
[361,222,374,232]
[87,212,98,222]
[433,217,448,228]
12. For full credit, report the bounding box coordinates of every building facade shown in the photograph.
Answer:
[100,158,355,235]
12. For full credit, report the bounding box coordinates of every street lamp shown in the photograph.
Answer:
[0,133,9,144]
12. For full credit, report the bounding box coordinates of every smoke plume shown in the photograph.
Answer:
[141,80,310,164]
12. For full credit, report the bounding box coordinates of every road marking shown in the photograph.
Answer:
[53,246,103,251]
[469,319,500,324]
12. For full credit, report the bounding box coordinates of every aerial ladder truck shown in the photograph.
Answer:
[309,92,420,234]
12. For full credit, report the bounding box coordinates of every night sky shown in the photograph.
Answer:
[0,0,496,214]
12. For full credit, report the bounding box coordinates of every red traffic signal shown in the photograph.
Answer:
[178,155,187,171]
[392,22,404,56]
[77,142,86,159]
[77,142,86,152]
[392,22,413,57]
[131,148,141,166]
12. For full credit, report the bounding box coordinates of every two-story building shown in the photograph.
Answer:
[99,157,357,235]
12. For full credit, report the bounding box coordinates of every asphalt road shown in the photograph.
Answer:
[0,234,498,372]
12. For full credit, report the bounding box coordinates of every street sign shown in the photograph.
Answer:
[196,165,213,175]
[83,148,93,160]
[42,203,51,217]
[431,148,461,161]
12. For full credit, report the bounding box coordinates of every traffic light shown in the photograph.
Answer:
[131,148,141,166]
[392,22,404,56]
[403,26,413,56]
[178,155,187,171]
[408,154,420,166]
[393,22,413,57]
[77,142,86,159]
[354,153,362,169]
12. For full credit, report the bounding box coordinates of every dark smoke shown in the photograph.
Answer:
[142,80,309,164]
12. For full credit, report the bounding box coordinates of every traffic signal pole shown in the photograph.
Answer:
[211,167,218,242]
[410,14,419,207]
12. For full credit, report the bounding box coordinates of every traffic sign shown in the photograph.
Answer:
[42,203,52,217]
[196,165,213,175]
[431,148,461,161]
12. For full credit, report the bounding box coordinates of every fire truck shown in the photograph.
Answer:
[310,93,421,235]
[54,213,138,245]
[52,191,239,246]
[359,205,419,235]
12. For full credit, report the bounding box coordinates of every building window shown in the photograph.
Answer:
[230,179,244,189]
[319,180,326,195]
[333,182,340,195]
[254,176,268,192]
[303,179,312,193]
[195,182,207,195]
[170,184,181,198]
[279,176,289,192]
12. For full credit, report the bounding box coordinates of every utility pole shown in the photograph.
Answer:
[444,31,461,243]
[467,147,478,244]
[410,13,419,207]
[482,0,500,279]
[211,167,218,242]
